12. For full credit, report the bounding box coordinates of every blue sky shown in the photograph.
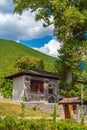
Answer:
[19,35,53,48]
[0,0,60,57]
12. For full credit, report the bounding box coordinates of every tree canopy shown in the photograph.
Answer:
[15,55,44,71]
[14,0,87,42]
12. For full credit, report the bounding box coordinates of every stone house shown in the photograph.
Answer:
[6,69,61,103]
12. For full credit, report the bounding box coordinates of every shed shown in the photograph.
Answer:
[59,97,81,118]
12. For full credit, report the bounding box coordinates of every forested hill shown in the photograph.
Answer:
[0,39,56,78]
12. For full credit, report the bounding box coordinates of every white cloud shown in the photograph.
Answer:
[0,11,54,40]
[0,0,7,6]
[0,0,14,13]
[0,1,61,58]
[0,0,54,41]
[35,39,61,57]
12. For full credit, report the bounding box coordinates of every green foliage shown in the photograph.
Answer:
[13,0,87,100]
[53,104,57,124]
[0,39,55,78]
[0,39,56,98]
[55,40,87,97]
[56,119,87,130]
[55,40,87,76]
[15,0,87,98]
[0,117,87,130]
[52,103,57,129]
[0,117,52,130]
[59,81,81,97]
[52,0,87,98]
[81,85,87,103]
[1,116,18,130]
[81,110,84,126]
[21,94,26,101]
[15,55,44,71]
[20,102,25,117]
[13,0,87,42]
[0,79,13,98]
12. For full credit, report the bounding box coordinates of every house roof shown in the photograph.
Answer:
[59,97,81,104]
[6,69,60,80]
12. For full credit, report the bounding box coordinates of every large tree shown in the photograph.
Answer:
[13,0,87,97]
[13,0,87,41]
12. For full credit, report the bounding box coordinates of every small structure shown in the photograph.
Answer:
[6,69,61,103]
[59,97,81,119]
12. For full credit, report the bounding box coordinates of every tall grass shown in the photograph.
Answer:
[0,100,50,117]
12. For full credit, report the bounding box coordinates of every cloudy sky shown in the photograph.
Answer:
[0,0,60,57]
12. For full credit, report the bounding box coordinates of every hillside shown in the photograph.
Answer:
[0,39,56,78]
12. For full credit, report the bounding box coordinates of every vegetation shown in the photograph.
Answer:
[0,39,56,97]
[0,100,50,117]
[0,117,87,130]
[0,100,86,129]
[0,79,12,98]
[53,104,56,124]
[0,39,56,78]
[0,101,87,129]
[13,0,87,98]
[15,55,44,71]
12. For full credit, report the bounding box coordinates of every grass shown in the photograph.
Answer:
[0,39,56,78]
[0,100,50,118]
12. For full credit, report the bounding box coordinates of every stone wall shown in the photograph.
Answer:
[24,101,65,119]
[24,75,60,103]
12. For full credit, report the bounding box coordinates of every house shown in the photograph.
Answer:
[6,69,61,103]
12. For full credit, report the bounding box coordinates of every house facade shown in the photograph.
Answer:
[7,69,61,103]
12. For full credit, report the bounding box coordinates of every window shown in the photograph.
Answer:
[49,84,51,87]
[48,88,53,94]
[30,79,44,93]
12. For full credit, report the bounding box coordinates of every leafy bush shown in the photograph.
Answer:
[0,116,87,130]
[0,116,52,130]
[1,116,18,130]
[56,119,87,130]
[15,55,44,71]
[0,79,13,98]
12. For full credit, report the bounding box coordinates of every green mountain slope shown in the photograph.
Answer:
[0,39,56,78]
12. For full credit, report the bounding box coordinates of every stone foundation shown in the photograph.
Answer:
[24,101,65,119]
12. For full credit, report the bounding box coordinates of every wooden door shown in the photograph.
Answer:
[65,104,72,118]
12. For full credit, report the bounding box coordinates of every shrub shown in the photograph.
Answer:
[56,119,87,130]
[0,116,87,130]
